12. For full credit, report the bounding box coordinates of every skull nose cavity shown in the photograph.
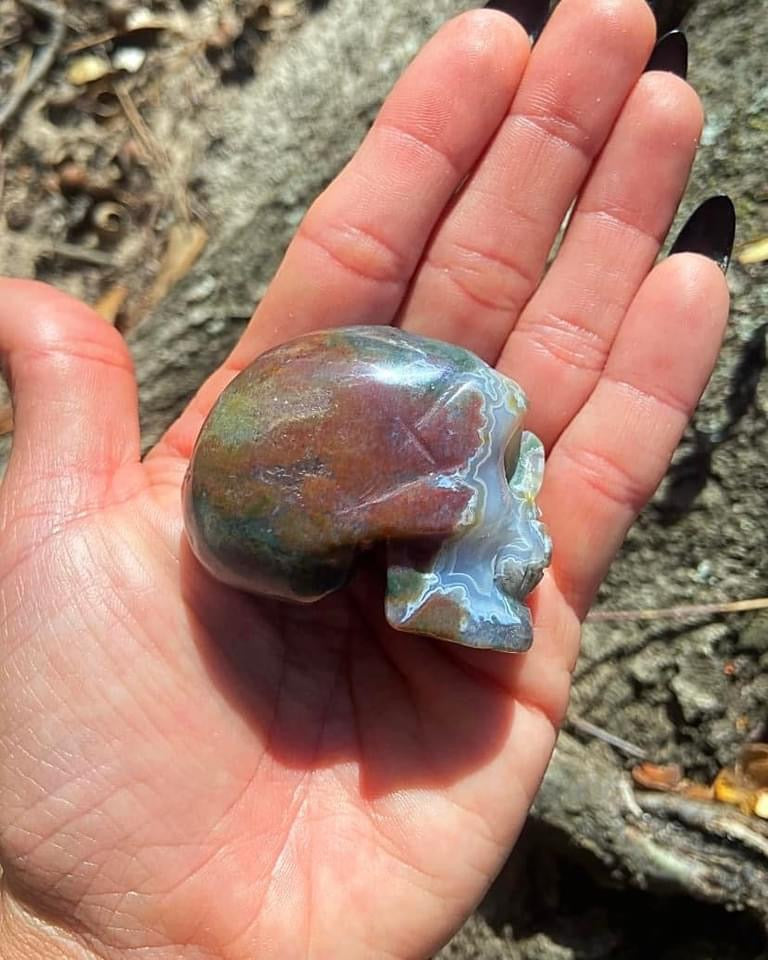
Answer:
[494,549,545,601]
[503,427,523,481]
[494,552,525,597]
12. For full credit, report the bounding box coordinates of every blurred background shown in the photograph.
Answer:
[0,0,766,957]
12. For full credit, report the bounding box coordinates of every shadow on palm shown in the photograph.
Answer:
[180,534,519,800]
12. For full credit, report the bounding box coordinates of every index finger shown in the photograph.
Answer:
[152,10,530,461]
[231,10,531,366]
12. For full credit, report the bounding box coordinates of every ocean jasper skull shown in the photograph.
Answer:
[183,326,551,652]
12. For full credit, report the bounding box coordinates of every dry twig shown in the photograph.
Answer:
[568,715,648,759]
[41,241,119,267]
[586,597,768,623]
[0,0,66,132]
[115,82,190,224]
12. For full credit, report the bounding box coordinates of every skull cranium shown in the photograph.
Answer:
[183,326,551,652]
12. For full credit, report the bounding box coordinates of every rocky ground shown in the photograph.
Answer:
[1,0,766,957]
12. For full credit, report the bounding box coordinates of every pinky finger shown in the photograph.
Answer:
[540,242,731,617]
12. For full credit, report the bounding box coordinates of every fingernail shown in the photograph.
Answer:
[669,196,736,273]
[646,0,696,35]
[645,29,688,78]
[484,0,550,42]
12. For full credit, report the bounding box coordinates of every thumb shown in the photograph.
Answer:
[0,279,140,529]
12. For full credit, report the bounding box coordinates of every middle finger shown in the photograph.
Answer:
[399,0,656,361]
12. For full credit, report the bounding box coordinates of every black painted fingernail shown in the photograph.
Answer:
[670,196,736,273]
[484,0,551,42]
[646,0,696,35]
[645,29,688,78]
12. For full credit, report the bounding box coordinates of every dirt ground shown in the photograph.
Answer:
[1,0,767,957]
[0,0,315,334]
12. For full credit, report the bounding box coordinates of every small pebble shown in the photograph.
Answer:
[66,55,112,86]
[113,47,147,74]
[5,204,31,230]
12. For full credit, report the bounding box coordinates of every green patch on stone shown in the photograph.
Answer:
[387,565,429,603]
[192,486,354,601]
[205,381,264,446]
[415,335,484,375]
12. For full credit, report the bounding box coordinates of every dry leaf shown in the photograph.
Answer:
[713,768,756,815]
[93,285,128,324]
[66,54,112,85]
[754,791,768,819]
[631,763,684,792]
[272,0,298,16]
[738,236,768,265]
[630,750,768,819]
[680,782,716,802]
[147,221,208,309]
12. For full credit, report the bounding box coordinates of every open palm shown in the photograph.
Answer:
[0,2,729,958]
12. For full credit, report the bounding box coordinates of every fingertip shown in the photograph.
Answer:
[378,9,530,176]
[1,276,95,331]
[0,277,132,375]
[0,277,140,502]
[601,0,658,46]
[450,6,532,43]
[547,0,657,59]
[514,0,659,141]
[656,249,731,330]
[483,0,550,42]
[634,68,703,144]
[435,7,531,85]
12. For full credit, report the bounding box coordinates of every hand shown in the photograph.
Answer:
[0,2,731,958]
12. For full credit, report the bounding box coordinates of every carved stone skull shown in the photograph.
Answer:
[183,326,551,652]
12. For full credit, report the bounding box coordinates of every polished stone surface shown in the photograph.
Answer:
[183,326,551,651]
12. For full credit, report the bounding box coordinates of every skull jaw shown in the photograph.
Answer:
[383,419,551,653]
[385,575,534,652]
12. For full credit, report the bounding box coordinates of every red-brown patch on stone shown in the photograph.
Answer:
[188,328,498,601]
[401,591,467,641]
[220,344,488,553]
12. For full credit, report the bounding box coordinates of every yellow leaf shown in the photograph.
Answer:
[93,285,128,325]
[147,221,208,309]
[738,236,768,265]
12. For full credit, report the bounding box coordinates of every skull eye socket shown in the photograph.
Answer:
[504,429,522,481]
